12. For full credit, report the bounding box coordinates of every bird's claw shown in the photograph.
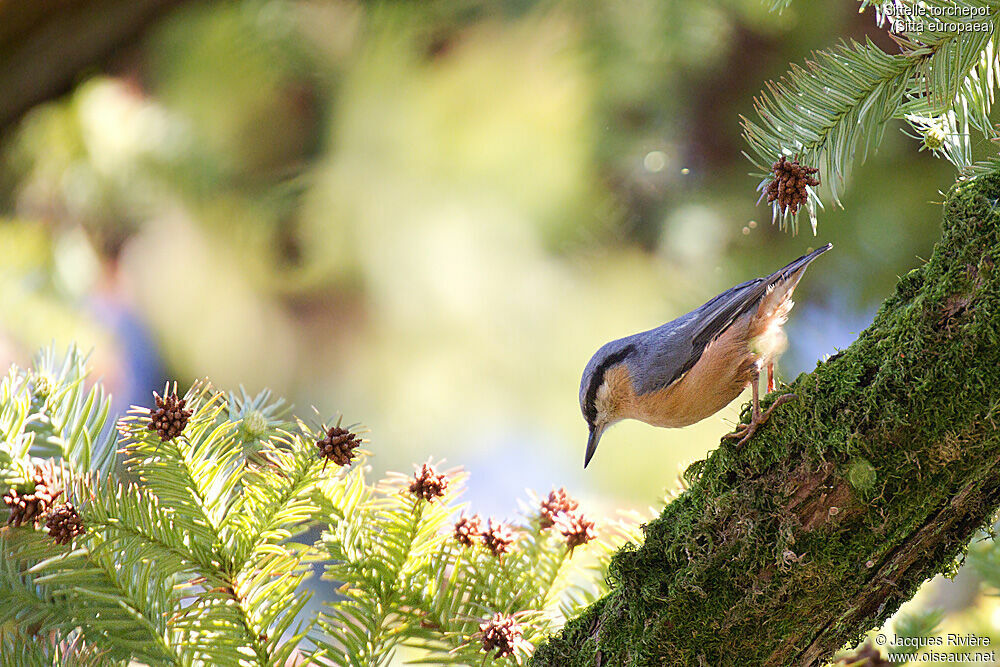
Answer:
[724,393,797,447]
[722,421,757,447]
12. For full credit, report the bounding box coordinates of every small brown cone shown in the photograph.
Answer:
[46,503,85,545]
[539,487,579,529]
[409,463,448,502]
[555,510,597,555]
[481,518,516,558]
[765,156,819,216]
[315,426,361,468]
[453,514,482,547]
[479,612,523,659]
[4,461,62,527]
[147,388,192,442]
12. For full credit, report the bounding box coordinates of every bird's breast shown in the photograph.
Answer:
[631,314,759,428]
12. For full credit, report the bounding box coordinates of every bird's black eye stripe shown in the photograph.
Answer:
[583,344,635,427]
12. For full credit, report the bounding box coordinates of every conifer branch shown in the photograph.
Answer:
[744,1,999,232]
[0,349,634,666]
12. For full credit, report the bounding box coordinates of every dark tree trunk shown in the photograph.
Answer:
[531,173,1000,666]
[0,0,185,133]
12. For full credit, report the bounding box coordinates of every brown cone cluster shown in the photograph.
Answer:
[765,156,819,215]
[4,462,62,527]
[454,514,482,547]
[147,390,192,442]
[479,612,523,659]
[46,503,85,545]
[555,511,597,554]
[409,463,448,502]
[538,488,595,554]
[836,640,889,666]
[539,487,579,529]
[316,426,361,468]
[481,518,516,558]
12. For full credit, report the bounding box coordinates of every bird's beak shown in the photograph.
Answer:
[584,425,604,469]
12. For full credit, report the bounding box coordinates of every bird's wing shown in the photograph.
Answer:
[629,278,766,396]
[688,278,769,350]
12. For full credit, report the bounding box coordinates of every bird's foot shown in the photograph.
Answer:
[723,393,797,447]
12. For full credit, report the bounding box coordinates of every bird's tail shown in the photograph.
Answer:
[767,243,833,287]
[689,243,832,350]
[753,242,832,334]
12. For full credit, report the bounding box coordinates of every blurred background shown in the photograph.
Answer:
[2,0,995,662]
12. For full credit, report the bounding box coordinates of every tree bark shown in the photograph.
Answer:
[531,174,1000,666]
[0,0,185,134]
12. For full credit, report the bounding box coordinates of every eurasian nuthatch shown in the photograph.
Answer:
[579,244,831,468]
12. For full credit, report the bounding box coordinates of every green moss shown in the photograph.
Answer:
[531,173,1000,666]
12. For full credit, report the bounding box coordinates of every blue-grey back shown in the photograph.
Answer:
[626,278,764,396]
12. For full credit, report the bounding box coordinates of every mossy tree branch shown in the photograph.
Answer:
[531,173,1000,667]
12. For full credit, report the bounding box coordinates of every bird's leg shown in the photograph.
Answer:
[723,369,796,447]
[767,362,775,394]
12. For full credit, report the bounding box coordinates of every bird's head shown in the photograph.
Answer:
[579,340,637,468]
